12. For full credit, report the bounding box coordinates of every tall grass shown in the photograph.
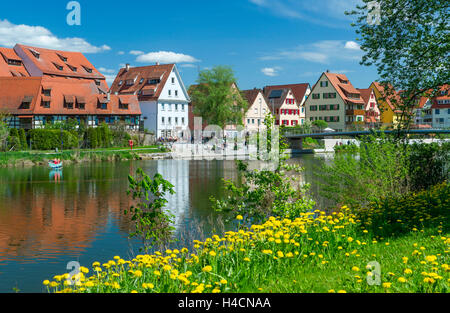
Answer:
[43,182,449,293]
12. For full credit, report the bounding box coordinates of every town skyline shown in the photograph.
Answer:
[0,0,378,90]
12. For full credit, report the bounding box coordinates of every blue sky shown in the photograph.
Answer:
[0,0,378,90]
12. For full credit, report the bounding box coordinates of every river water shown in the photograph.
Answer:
[0,155,329,293]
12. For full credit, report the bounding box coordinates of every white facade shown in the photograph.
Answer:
[140,66,190,138]
[244,91,271,131]
[432,107,450,129]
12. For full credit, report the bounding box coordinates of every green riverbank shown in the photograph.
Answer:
[0,146,171,168]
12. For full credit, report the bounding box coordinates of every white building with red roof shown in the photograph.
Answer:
[110,63,190,138]
[305,72,365,131]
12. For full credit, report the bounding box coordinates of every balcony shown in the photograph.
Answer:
[346,109,365,116]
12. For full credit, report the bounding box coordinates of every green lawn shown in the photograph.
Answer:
[42,182,449,294]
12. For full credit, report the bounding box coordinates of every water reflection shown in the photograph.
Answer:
[0,156,325,292]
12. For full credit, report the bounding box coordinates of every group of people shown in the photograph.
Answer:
[52,158,61,165]
[157,137,178,143]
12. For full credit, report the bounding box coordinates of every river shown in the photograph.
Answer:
[0,155,329,293]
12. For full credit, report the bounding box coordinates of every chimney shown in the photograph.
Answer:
[125,63,130,72]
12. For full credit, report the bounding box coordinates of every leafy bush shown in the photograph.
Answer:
[408,142,450,192]
[125,168,176,252]
[316,134,410,208]
[29,129,78,150]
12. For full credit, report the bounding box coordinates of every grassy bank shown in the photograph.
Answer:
[43,182,449,293]
[0,146,169,167]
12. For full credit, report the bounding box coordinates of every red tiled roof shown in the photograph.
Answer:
[357,88,373,105]
[13,44,107,87]
[242,88,262,105]
[0,77,41,115]
[110,64,174,101]
[370,82,402,111]
[263,83,309,104]
[324,73,364,105]
[0,47,30,77]
[0,77,140,117]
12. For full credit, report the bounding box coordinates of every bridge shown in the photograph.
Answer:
[283,129,450,150]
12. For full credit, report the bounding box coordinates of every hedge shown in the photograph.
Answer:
[29,129,78,150]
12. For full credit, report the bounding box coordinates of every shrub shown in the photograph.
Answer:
[29,129,78,150]
[19,129,27,150]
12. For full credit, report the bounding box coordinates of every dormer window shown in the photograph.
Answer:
[42,88,51,96]
[82,65,93,73]
[57,53,68,62]
[7,59,22,66]
[118,80,123,86]
[53,62,64,71]
[20,96,33,109]
[147,78,160,84]
[67,64,77,72]
[29,49,40,59]
[126,79,134,86]
[140,78,144,84]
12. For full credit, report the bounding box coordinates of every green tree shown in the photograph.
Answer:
[0,121,8,152]
[312,120,328,132]
[18,129,27,150]
[347,0,450,131]
[190,66,248,129]
[211,115,315,223]
[125,168,176,252]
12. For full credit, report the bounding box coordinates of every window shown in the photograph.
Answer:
[175,117,178,125]
[148,79,160,84]
[168,90,172,96]
[43,89,51,96]
[161,103,165,111]
[175,90,178,97]
[57,53,68,62]
[83,66,93,73]
[140,78,144,84]
[319,105,327,111]
[323,93,336,99]
[435,109,440,115]
[320,81,328,87]
[247,119,250,124]
[182,117,185,125]
[252,119,255,124]
[29,49,40,59]
[175,104,178,111]
[7,59,22,66]
[312,93,320,99]
[53,62,64,71]
[162,117,165,124]
[118,80,123,86]
[168,117,172,124]
[310,105,318,111]
[182,104,185,111]
[171,77,175,84]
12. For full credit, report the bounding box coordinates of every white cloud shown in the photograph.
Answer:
[129,50,145,56]
[249,0,361,27]
[98,67,118,85]
[98,67,117,74]
[0,19,110,53]
[260,40,362,64]
[344,41,361,50]
[179,64,197,68]
[136,51,199,64]
[261,67,281,77]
